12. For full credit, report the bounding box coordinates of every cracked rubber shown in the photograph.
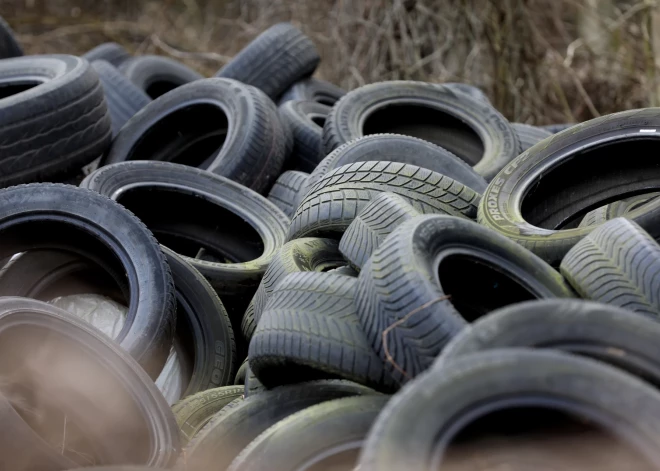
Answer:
[215,23,320,99]
[0,55,112,186]
[288,161,482,240]
[250,272,396,391]
[356,214,573,383]
[560,218,660,317]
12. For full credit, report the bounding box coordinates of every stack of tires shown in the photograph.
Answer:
[1,16,660,471]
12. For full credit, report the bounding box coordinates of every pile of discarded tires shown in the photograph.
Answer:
[1,16,660,471]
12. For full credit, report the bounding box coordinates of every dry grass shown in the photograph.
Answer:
[2,0,659,124]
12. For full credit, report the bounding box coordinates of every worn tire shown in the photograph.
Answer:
[356,214,573,382]
[172,385,244,445]
[441,299,660,387]
[250,272,396,391]
[83,42,130,67]
[323,81,520,180]
[244,364,267,397]
[278,100,329,172]
[119,55,203,98]
[560,218,660,317]
[179,380,374,471]
[0,55,111,186]
[102,78,289,193]
[267,170,309,217]
[579,193,660,228]
[240,300,257,343]
[251,237,346,325]
[162,247,236,396]
[91,60,152,136]
[541,123,575,133]
[298,134,488,205]
[512,122,552,151]
[444,82,489,103]
[0,16,22,58]
[215,23,320,99]
[228,395,388,471]
[82,161,289,296]
[289,161,482,240]
[0,183,175,378]
[339,192,420,269]
[478,109,660,266]
[0,297,180,467]
[359,349,660,471]
[279,77,346,106]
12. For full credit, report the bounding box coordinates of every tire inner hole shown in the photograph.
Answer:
[362,104,484,166]
[442,405,653,471]
[437,254,536,322]
[0,80,41,99]
[145,80,182,99]
[115,186,264,263]
[309,114,326,128]
[521,138,660,230]
[125,103,228,169]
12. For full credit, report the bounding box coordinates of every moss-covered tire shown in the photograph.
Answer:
[478,109,660,266]
[172,385,244,445]
[323,81,520,180]
[355,215,573,383]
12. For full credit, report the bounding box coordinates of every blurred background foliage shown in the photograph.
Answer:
[1,0,659,124]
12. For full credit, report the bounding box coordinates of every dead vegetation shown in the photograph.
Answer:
[1,0,659,124]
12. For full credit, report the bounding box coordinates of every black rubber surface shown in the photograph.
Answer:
[560,218,660,317]
[267,170,309,218]
[215,23,320,99]
[119,55,203,98]
[478,109,660,266]
[83,42,131,67]
[278,100,329,172]
[323,81,520,180]
[442,299,660,387]
[82,161,289,297]
[0,55,112,186]
[179,380,375,471]
[289,161,482,240]
[228,395,389,471]
[91,60,152,136]
[102,78,289,193]
[356,214,573,382]
[298,134,488,205]
[250,272,396,391]
[278,77,346,106]
[359,349,660,471]
[0,183,175,378]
